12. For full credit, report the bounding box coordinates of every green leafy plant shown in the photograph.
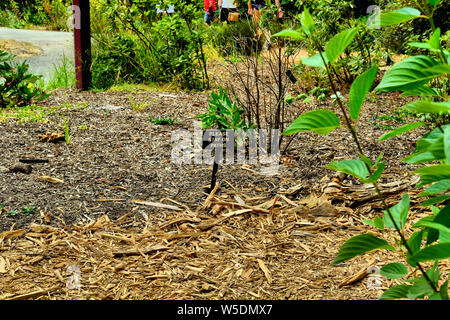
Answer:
[197,87,254,192]
[129,95,158,112]
[0,49,50,108]
[21,206,36,215]
[197,87,253,131]
[275,1,449,300]
[6,210,18,217]
[61,115,71,144]
[151,116,175,125]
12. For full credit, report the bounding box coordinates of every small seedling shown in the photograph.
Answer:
[61,115,71,144]
[7,210,18,217]
[151,116,175,125]
[129,95,159,112]
[22,206,37,215]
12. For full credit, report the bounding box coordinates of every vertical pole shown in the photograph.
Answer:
[73,0,92,90]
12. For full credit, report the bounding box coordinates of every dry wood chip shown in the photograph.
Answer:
[113,243,169,257]
[6,285,62,300]
[39,176,64,184]
[257,259,272,284]
[339,259,377,287]
[212,201,270,213]
[159,217,201,229]
[185,265,204,273]
[131,200,182,211]
[0,229,25,240]
[0,256,10,273]
[203,184,219,209]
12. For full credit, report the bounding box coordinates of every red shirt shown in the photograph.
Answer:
[204,0,216,12]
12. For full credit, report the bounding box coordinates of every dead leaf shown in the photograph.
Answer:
[339,259,377,287]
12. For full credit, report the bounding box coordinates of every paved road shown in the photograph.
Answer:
[0,27,74,83]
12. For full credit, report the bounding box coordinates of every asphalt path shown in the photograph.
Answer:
[0,27,74,83]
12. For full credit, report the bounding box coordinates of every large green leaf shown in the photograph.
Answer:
[325,159,369,180]
[404,136,445,164]
[428,28,441,50]
[400,86,440,97]
[414,164,450,187]
[282,109,340,135]
[407,280,435,299]
[378,122,425,142]
[383,194,410,230]
[375,55,440,92]
[379,284,411,300]
[419,180,450,196]
[301,8,315,35]
[331,234,394,266]
[404,125,450,164]
[409,243,450,263]
[424,64,450,74]
[380,262,408,279]
[440,280,449,300]
[420,195,450,206]
[272,29,305,41]
[368,7,422,29]
[404,100,450,114]
[366,162,386,183]
[406,230,424,266]
[427,203,450,245]
[445,127,450,163]
[301,52,328,68]
[325,28,359,63]
[408,42,434,50]
[412,221,450,243]
[349,65,378,120]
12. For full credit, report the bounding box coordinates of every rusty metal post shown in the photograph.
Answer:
[73,0,92,90]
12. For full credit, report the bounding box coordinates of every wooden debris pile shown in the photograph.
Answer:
[0,176,444,300]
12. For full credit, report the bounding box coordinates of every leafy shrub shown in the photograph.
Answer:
[198,87,253,131]
[0,0,71,30]
[0,50,49,108]
[91,34,146,90]
[90,0,209,90]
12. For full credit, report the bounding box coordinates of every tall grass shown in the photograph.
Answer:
[46,55,75,90]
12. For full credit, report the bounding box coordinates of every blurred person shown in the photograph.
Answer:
[219,0,239,23]
[204,0,216,25]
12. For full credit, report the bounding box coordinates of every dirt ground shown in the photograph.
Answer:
[0,62,447,299]
[0,39,43,59]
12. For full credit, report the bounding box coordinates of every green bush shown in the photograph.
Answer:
[90,0,209,90]
[0,0,71,30]
[0,50,50,108]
